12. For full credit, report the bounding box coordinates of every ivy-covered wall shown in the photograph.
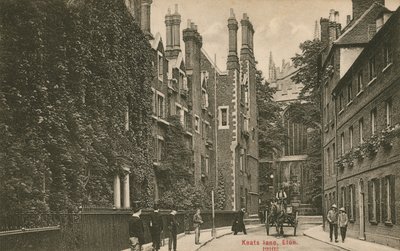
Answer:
[0,0,154,215]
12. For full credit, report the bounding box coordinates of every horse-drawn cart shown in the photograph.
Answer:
[265,204,298,236]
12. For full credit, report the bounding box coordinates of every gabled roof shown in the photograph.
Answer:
[335,2,390,45]
[150,32,163,50]
[167,51,185,79]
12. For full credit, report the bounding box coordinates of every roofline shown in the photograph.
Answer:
[200,48,226,75]
[332,6,400,94]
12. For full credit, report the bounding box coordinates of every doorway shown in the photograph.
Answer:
[358,179,365,240]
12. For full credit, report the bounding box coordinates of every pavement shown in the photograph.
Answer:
[138,224,264,251]
[303,225,398,251]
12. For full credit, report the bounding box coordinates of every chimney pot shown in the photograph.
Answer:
[174,4,178,13]
[334,11,339,23]
[329,9,335,22]
[230,8,235,18]
[168,7,171,15]
[346,15,351,25]
[187,19,191,28]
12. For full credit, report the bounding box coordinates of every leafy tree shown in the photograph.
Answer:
[256,70,285,158]
[289,39,325,207]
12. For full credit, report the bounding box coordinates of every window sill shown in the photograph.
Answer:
[153,162,161,167]
[369,220,378,225]
[349,219,355,223]
[382,63,393,73]
[356,90,363,97]
[158,118,170,126]
[347,100,353,107]
[367,77,377,86]
[158,77,163,82]
[384,221,393,226]
[338,109,344,115]
[218,126,229,130]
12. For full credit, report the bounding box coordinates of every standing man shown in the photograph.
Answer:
[168,209,178,251]
[233,208,247,235]
[150,204,163,251]
[129,205,145,251]
[338,207,348,243]
[327,204,339,243]
[193,208,204,245]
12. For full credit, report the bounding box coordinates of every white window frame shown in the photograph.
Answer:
[218,106,229,129]
[371,108,377,135]
[386,99,392,127]
[157,51,163,81]
[175,103,183,124]
[340,133,345,156]
[194,115,200,133]
[359,118,364,144]
[349,126,353,149]
[205,155,209,174]
[157,92,165,119]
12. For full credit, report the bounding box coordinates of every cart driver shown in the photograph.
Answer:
[275,186,287,209]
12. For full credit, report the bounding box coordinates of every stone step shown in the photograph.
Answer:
[297,215,323,225]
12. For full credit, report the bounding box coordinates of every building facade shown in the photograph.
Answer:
[124,1,259,214]
[321,0,400,247]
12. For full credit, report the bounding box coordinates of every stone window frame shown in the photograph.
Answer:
[218,106,229,129]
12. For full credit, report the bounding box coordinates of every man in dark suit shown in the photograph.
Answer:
[128,205,145,251]
[150,204,163,251]
[168,209,178,251]
[233,208,247,235]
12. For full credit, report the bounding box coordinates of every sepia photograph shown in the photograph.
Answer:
[0,0,399,250]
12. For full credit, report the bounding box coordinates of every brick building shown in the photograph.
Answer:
[321,0,400,247]
[124,1,259,214]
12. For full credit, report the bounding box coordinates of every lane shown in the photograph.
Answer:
[199,224,345,251]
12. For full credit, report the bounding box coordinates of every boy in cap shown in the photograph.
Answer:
[168,209,178,251]
[327,204,338,242]
[338,207,348,243]
[129,202,144,251]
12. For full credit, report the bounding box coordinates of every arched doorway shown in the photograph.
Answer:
[358,179,365,240]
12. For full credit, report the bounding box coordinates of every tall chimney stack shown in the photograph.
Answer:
[172,4,181,51]
[165,8,173,51]
[140,0,153,39]
[240,13,254,58]
[227,8,239,70]
[320,18,329,46]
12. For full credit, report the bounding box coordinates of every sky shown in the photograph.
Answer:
[151,0,400,78]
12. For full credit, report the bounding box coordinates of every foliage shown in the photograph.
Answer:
[291,39,325,104]
[256,70,285,158]
[215,171,226,210]
[0,0,154,215]
[336,123,400,168]
[157,115,211,210]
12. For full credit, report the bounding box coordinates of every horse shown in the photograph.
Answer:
[269,200,286,237]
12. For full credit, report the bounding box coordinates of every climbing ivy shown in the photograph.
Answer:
[157,115,211,210]
[0,0,154,215]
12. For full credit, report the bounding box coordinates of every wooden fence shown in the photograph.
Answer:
[0,209,237,251]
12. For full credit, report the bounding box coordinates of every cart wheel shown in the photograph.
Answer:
[293,211,298,236]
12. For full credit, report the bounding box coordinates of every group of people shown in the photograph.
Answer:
[128,204,204,251]
[327,204,349,243]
